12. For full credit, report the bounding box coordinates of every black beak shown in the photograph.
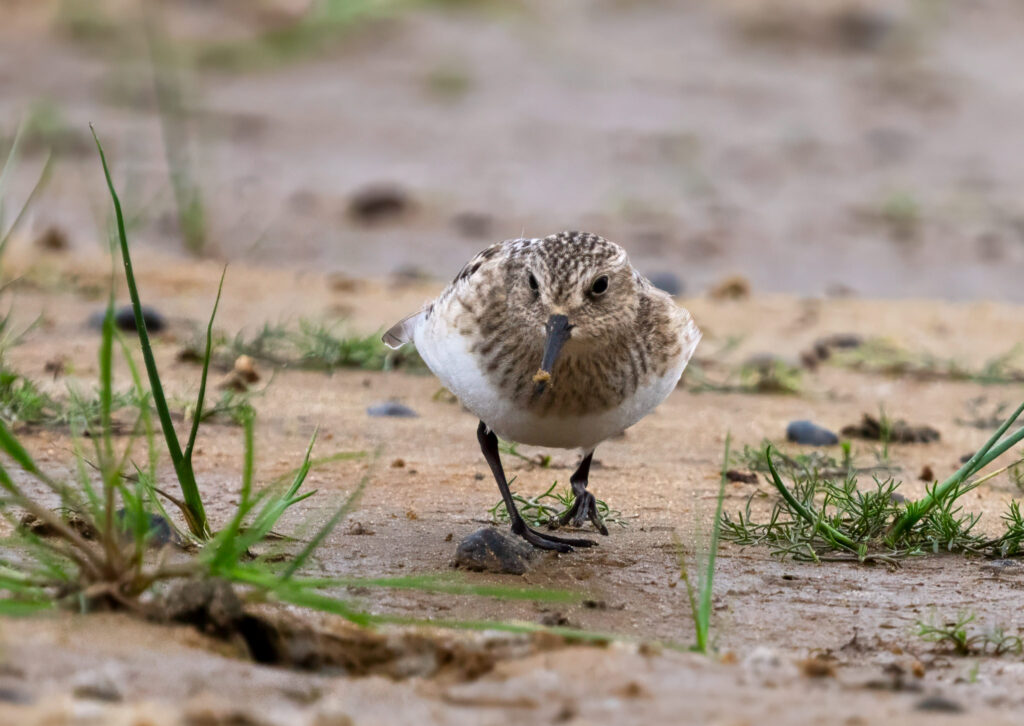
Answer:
[532,314,573,395]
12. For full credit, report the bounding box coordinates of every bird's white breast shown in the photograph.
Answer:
[414,312,694,450]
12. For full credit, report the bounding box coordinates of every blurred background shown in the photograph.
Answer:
[2,0,1024,301]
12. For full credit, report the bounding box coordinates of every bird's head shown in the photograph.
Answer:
[504,232,640,395]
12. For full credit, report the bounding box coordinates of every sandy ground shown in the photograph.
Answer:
[2,1,1024,723]
[0,250,1021,723]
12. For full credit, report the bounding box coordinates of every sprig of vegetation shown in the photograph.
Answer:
[183,319,426,374]
[917,611,1023,656]
[722,403,1024,562]
[499,439,551,468]
[684,357,803,395]
[679,434,729,654]
[831,339,1024,385]
[488,479,626,529]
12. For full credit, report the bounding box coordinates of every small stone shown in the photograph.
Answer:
[346,522,374,536]
[367,402,418,418]
[72,666,123,702]
[453,527,535,575]
[115,508,177,547]
[726,469,758,484]
[786,420,839,446]
[391,458,406,468]
[0,687,31,704]
[799,654,836,678]
[233,355,260,383]
[915,695,964,713]
[90,305,167,333]
[918,465,934,481]
[911,660,926,678]
[35,225,69,251]
[645,271,684,296]
[347,184,411,224]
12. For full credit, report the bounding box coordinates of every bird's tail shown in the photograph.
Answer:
[382,310,426,349]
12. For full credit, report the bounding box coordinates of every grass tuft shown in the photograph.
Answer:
[722,401,1024,562]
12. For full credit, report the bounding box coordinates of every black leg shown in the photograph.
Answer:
[557,450,609,536]
[476,421,596,552]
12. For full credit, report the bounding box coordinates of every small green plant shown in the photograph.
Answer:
[184,319,426,373]
[1,120,55,264]
[917,611,1023,656]
[879,190,920,241]
[498,439,551,468]
[682,341,802,395]
[830,339,1024,385]
[679,434,729,654]
[722,401,1024,563]
[489,479,625,529]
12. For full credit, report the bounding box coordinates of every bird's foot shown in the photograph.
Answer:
[511,520,596,552]
[555,491,609,536]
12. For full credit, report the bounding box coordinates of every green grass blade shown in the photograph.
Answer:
[0,152,54,256]
[281,464,371,580]
[91,125,208,537]
[0,417,41,476]
[764,445,859,552]
[694,433,730,653]
[183,267,226,463]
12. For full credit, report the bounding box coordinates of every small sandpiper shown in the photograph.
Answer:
[384,231,701,551]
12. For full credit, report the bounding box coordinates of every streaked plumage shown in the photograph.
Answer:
[385,231,700,551]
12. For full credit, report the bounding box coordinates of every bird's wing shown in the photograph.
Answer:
[382,309,426,349]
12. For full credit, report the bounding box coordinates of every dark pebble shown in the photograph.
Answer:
[0,687,31,705]
[453,527,534,575]
[347,184,411,224]
[115,508,177,547]
[726,469,758,484]
[646,271,685,297]
[366,402,419,418]
[90,306,166,333]
[786,420,839,446]
[914,695,964,713]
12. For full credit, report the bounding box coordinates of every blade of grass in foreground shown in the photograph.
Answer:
[91,125,211,537]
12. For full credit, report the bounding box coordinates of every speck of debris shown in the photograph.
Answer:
[366,402,418,418]
[915,695,964,713]
[726,469,758,484]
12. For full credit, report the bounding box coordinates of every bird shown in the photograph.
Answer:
[383,231,701,552]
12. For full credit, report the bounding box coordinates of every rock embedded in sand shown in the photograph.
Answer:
[915,695,964,713]
[367,401,419,418]
[89,305,167,334]
[347,184,412,224]
[646,271,685,296]
[453,527,535,575]
[786,420,839,446]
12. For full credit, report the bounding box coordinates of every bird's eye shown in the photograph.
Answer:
[591,275,609,295]
[528,272,539,292]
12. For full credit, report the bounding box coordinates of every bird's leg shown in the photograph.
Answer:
[557,450,609,536]
[476,421,596,552]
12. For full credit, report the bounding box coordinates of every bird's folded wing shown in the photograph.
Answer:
[382,310,426,349]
